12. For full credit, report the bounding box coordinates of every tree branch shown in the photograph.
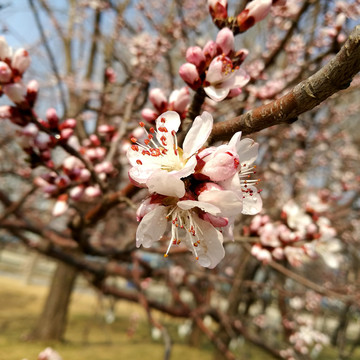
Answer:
[209,25,360,143]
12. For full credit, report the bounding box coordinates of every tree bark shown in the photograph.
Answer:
[28,261,78,341]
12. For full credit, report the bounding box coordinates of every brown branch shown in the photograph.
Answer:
[209,25,360,143]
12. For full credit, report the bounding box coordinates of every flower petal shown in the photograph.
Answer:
[237,138,259,166]
[177,199,220,215]
[183,112,213,158]
[242,186,263,215]
[136,206,168,248]
[198,190,243,217]
[204,85,229,102]
[155,111,181,150]
[170,155,197,178]
[194,216,225,268]
[147,170,185,198]
[129,165,160,185]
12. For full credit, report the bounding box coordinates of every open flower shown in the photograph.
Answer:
[136,195,226,268]
[127,111,213,198]
[204,54,250,101]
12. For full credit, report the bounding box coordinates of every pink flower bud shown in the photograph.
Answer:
[141,108,158,123]
[179,63,201,90]
[272,247,285,260]
[52,194,69,217]
[63,156,83,171]
[169,87,190,114]
[80,168,91,181]
[237,0,272,32]
[208,0,228,21]
[0,105,11,119]
[90,134,101,146]
[149,88,167,111]
[69,185,84,200]
[197,146,240,182]
[3,83,27,104]
[46,108,59,129]
[185,46,206,71]
[60,128,74,140]
[203,40,221,60]
[0,61,12,83]
[0,36,11,60]
[11,48,31,75]
[105,66,116,83]
[22,123,39,137]
[35,132,51,150]
[26,79,39,106]
[60,118,77,129]
[216,28,234,55]
[84,185,101,198]
[97,124,115,134]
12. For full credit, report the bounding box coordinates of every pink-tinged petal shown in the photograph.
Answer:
[186,46,206,69]
[136,198,160,221]
[177,200,220,215]
[179,63,201,89]
[216,28,234,55]
[204,85,229,102]
[155,111,181,150]
[198,190,243,217]
[3,83,27,104]
[199,146,240,181]
[136,206,168,248]
[201,212,229,227]
[194,216,225,268]
[147,170,185,198]
[242,186,262,215]
[170,87,190,114]
[141,108,158,123]
[237,138,259,166]
[183,111,213,158]
[206,56,228,84]
[228,131,242,150]
[222,68,250,89]
[149,88,167,111]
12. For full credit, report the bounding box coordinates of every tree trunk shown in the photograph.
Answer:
[28,261,78,341]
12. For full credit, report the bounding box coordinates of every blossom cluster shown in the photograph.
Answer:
[248,196,341,268]
[0,37,118,217]
[127,111,262,268]
[34,123,118,216]
[179,27,250,102]
[141,87,190,124]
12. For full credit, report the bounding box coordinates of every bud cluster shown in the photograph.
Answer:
[179,28,249,102]
[141,87,190,124]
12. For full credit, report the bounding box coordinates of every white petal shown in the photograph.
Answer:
[155,111,181,150]
[228,131,242,150]
[237,138,259,166]
[195,216,225,268]
[177,200,220,215]
[242,186,263,215]
[147,170,185,198]
[204,85,229,102]
[170,155,197,178]
[129,165,159,185]
[183,112,213,158]
[136,206,168,248]
[198,190,243,217]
